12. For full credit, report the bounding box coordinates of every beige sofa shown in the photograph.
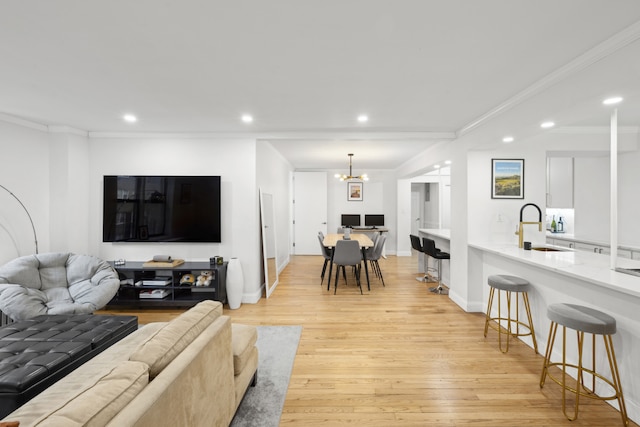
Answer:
[0,300,258,427]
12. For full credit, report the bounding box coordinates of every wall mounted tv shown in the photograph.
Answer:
[103,175,221,243]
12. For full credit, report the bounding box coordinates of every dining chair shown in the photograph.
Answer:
[317,233,332,286]
[331,239,363,294]
[366,233,386,286]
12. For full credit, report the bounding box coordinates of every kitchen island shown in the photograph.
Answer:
[468,241,640,424]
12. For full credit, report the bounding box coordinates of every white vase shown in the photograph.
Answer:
[226,257,243,309]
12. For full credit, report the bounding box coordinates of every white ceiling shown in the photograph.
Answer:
[2,1,640,170]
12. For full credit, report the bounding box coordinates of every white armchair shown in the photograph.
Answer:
[0,252,119,322]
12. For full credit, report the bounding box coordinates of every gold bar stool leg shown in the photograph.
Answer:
[484,275,537,354]
[540,303,628,427]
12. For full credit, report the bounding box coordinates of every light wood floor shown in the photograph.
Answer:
[101,254,636,426]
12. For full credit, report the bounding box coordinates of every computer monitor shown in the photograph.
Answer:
[364,214,384,228]
[341,214,361,228]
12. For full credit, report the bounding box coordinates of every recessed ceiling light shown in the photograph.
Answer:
[357,115,369,123]
[603,96,623,105]
[540,121,555,129]
[444,160,452,165]
[123,114,137,123]
[502,136,514,143]
[241,114,253,123]
[433,164,441,169]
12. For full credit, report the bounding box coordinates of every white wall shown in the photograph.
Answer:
[49,130,91,254]
[326,169,397,254]
[88,136,263,303]
[0,119,51,263]
[256,141,293,276]
[467,147,547,246]
[618,149,640,247]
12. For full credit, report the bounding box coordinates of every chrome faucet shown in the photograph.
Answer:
[516,203,543,248]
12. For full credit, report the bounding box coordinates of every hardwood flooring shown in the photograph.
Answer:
[101,254,636,426]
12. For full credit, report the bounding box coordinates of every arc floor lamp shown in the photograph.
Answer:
[0,184,39,254]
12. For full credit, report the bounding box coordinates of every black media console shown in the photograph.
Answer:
[108,261,227,308]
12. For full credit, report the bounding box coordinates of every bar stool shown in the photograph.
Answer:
[483,274,537,353]
[422,237,449,294]
[540,303,628,426]
[409,235,428,282]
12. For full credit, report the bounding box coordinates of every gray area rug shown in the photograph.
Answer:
[231,325,302,427]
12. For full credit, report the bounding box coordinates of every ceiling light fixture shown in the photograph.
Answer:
[502,136,514,143]
[357,115,369,123]
[603,96,623,106]
[334,153,369,181]
[445,160,452,165]
[540,121,555,129]
[123,114,137,123]
[241,114,253,123]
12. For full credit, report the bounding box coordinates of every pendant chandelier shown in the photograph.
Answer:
[334,153,368,181]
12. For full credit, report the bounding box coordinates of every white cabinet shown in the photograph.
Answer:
[551,238,574,249]
[574,242,609,255]
[617,249,632,259]
[546,157,574,208]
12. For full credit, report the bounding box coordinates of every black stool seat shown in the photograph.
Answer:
[0,314,138,418]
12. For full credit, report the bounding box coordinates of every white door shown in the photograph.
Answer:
[293,172,327,254]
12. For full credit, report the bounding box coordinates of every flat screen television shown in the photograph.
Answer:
[103,175,221,242]
[341,214,361,228]
[364,214,385,228]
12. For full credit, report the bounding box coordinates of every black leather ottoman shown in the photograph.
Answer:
[0,314,138,418]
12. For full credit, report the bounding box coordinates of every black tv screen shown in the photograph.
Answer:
[103,175,221,242]
[364,214,384,227]
[341,214,361,227]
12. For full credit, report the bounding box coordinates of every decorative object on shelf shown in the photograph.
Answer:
[142,258,185,268]
[210,255,224,265]
[0,184,39,254]
[179,273,195,285]
[491,159,524,199]
[335,153,369,182]
[196,271,213,287]
[226,257,244,309]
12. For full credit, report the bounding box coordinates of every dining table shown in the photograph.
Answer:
[322,233,374,291]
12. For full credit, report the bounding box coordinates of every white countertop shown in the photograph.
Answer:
[469,241,640,298]
[418,228,450,240]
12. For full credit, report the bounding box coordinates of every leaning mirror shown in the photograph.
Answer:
[259,189,279,297]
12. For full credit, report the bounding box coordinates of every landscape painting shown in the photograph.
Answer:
[491,159,524,199]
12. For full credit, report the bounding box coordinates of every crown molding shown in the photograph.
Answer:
[88,130,457,140]
[552,126,640,134]
[48,125,88,137]
[457,20,640,138]
[0,113,48,132]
